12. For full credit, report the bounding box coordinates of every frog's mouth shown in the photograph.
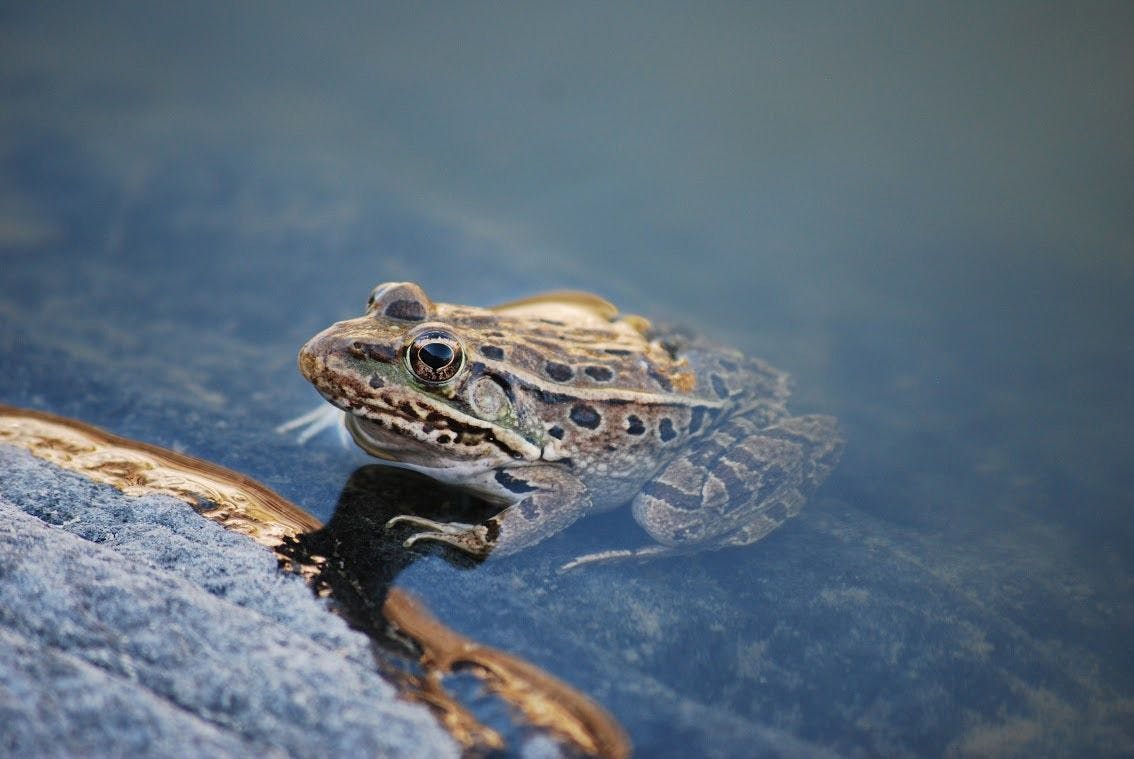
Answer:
[344,402,542,473]
[344,413,523,495]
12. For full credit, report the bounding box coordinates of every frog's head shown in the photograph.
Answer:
[298,282,543,474]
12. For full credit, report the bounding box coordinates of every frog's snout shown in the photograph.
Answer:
[297,327,344,382]
[297,340,319,381]
[298,324,399,384]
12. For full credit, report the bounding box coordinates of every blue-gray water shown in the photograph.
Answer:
[2,3,1132,756]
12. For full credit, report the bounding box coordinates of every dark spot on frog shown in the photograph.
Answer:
[641,480,700,511]
[521,382,575,405]
[350,341,396,363]
[715,465,753,508]
[626,415,646,435]
[688,406,706,435]
[485,518,501,542]
[711,373,729,399]
[603,348,632,355]
[519,499,540,519]
[368,375,385,389]
[495,469,538,494]
[659,418,677,442]
[396,400,419,419]
[548,425,565,440]
[383,299,427,322]
[756,466,788,501]
[538,318,566,326]
[584,365,614,382]
[545,362,574,382]
[569,404,601,430]
[436,434,451,444]
[765,501,789,523]
[479,345,505,360]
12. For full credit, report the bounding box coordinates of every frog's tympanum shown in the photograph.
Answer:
[295,282,842,568]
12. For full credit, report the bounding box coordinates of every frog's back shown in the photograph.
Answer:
[444,298,696,399]
[652,326,792,427]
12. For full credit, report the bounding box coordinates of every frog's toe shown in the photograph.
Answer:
[386,516,490,556]
[385,515,474,533]
[403,528,493,557]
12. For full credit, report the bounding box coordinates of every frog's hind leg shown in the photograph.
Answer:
[561,414,841,571]
[636,413,840,547]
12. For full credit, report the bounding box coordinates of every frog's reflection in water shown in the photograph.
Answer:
[277,466,496,647]
[274,468,640,757]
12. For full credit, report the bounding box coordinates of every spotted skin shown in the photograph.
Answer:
[632,414,842,548]
[292,282,842,567]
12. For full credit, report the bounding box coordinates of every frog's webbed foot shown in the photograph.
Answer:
[386,515,492,558]
[387,466,593,560]
[276,404,350,446]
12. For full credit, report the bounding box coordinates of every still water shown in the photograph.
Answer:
[2,3,1132,755]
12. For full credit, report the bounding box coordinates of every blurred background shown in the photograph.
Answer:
[2,2,1132,755]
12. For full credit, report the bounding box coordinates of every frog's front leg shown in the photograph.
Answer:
[564,414,841,570]
[386,465,592,559]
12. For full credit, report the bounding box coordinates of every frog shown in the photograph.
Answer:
[288,281,842,569]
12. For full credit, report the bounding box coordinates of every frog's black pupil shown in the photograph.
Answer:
[419,342,454,369]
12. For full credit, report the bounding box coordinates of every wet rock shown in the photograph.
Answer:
[0,445,456,758]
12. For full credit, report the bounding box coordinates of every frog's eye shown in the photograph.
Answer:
[406,330,464,384]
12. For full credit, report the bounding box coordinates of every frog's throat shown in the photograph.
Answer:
[343,415,399,461]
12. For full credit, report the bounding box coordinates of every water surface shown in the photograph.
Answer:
[2,3,1132,755]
